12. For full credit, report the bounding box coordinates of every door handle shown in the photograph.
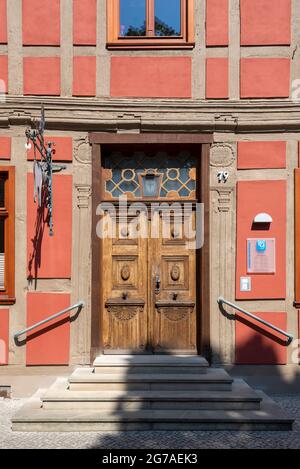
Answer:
[155,274,161,294]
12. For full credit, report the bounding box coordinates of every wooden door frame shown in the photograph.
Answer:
[89,133,213,362]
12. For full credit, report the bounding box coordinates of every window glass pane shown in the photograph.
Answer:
[120,0,146,36]
[0,179,5,208]
[155,0,181,36]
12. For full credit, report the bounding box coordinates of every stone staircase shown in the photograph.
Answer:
[12,355,294,431]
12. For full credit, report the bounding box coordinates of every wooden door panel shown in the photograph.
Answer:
[151,211,197,353]
[102,216,148,353]
[154,304,196,352]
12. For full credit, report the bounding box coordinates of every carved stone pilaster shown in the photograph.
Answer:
[209,143,236,365]
[76,184,91,209]
[70,183,92,365]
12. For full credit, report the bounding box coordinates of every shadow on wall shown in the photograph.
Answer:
[219,301,300,393]
[27,190,49,289]
[218,301,291,362]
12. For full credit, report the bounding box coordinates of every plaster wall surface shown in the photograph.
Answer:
[0,0,299,369]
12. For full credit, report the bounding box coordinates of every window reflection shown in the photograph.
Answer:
[120,0,146,36]
[155,0,181,36]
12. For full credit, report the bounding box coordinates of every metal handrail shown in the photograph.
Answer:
[14,301,85,341]
[218,297,293,344]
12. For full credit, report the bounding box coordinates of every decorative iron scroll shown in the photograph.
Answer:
[25,106,66,236]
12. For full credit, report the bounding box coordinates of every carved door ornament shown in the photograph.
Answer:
[171,264,180,281]
[121,264,131,281]
[155,300,195,323]
[105,297,145,322]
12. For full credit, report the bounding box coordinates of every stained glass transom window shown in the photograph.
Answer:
[103,150,197,200]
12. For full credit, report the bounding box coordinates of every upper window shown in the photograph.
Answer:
[0,167,15,305]
[107,0,194,49]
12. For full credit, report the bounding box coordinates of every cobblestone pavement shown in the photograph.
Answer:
[0,394,299,449]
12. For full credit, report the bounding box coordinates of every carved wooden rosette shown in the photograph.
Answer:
[155,300,195,322]
[105,298,145,322]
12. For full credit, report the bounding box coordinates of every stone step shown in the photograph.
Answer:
[93,355,209,375]
[68,368,233,391]
[12,391,294,432]
[42,378,262,411]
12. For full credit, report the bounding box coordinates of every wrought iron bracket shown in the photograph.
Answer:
[25,105,67,236]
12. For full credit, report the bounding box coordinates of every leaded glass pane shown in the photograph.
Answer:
[103,149,197,200]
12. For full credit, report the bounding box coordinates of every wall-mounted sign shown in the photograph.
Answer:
[247,238,276,274]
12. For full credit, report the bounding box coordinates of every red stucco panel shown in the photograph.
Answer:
[0,0,7,44]
[0,309,9,365]
[22,0,60,45]
[236,180,286,300]
[206,0,228,46]
[236,312,287,364]
[0,55,8,94]
[73,56,96,97]
[27,174,72,279]
[240,0,291,46]
[0,137,11,160]
[27,137,72,162]
[206,58,228,99]
[111,57,192,98]
[240,58,290,98]
[26,293,70,365]
[23,57,61,96]
[73,0,97,45]
[237,141,287,169]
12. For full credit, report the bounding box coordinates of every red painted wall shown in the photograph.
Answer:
[0,309,9,365]
[111,57,192,98]
[0,55,8,94]
[0,137,11,160]
[26,293,70,365]
[0,0,7,44]
[27,174,72,280]
[73,0,97,45]
[240,58,290,98]
[206,58,228,99]
[23,57,61,96]
[236,180,286,300]
[27,137,72,162]
[206,0,228,46]
[22,0,60,45]
[240,0,291,46]
[237,141,287,169]
[236,312,287,364]
[73,56,96,97]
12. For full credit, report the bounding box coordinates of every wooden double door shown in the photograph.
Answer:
[102,210,197,354]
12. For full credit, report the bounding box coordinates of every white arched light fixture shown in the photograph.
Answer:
[253,213,273,224]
